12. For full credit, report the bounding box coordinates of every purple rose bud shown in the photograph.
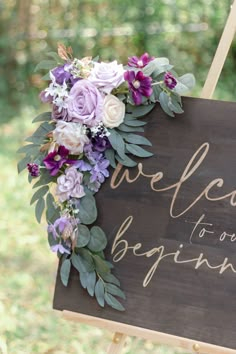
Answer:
[164,72,177,90]
[27,163,40,177]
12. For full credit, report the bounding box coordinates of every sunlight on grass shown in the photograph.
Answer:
[0,106,190,353]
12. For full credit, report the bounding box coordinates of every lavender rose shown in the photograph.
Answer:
[56,166,85,202]
[88,61,125,94]
[67,80,103,127]
[53,120,89,155]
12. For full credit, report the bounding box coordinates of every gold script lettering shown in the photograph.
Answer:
[111,216,236,287]
[110,143,236,218]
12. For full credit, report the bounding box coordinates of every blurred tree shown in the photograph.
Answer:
[0,0,235,123]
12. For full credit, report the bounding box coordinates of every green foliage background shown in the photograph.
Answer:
[0,0,235,353]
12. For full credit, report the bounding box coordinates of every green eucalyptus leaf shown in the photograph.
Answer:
[80,272,89,289]
[108,129,125,159]
[41,73,50,81]
[71,253,87,273]
[33,172,53,188]
[95,279,105,307]
[46,193,60,223]
[104,293,125,311]
[119,132,152,146]
[126,144,153,158]
[104,148,116,168]
[123,119,146,127]
[77,224,90,248]
[87,226,107,252]
[87,271,96,297]
[79,194,97,225]
[25,122,53,144]
[117,123,144,133]
[78,248,94,272]
[115,153,137,167]
[17,144,40,155]
[152,84,162,100]
[142,57,169,76]
[168,97,184,114]
[35,197,45,223]
[34,60,56,72]
[60,259,71,287]
[105,283,126,300]
[30,185,49,205]
[174,73,196,95]
[46,51,63,63]
[125,103,155,118]
[47,231,57,247]
[17,156,30,174]
[32,112,51,123]
[100,273,120,286]
[93,255,110,274]
[159,91,175,117]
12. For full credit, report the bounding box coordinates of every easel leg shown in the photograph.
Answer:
[107,332,127,354]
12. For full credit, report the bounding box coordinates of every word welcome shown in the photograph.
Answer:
[110,142,236,218]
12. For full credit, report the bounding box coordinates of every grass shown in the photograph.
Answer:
[0,104,203,354]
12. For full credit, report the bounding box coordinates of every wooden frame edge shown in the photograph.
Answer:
[60,310,235,354]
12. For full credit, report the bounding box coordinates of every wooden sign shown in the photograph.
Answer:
[53,97,236,351]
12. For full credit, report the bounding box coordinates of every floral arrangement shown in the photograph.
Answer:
[18,44,195,311]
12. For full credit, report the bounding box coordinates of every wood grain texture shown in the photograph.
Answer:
[53,97,236,350]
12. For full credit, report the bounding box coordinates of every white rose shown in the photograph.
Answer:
[53,121,89,155]
[103,94,125,128]
[88,61,125,94]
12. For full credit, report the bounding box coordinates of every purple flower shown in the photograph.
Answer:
[50,243,71,254]
[52,105,70,121]
[164,72,177,90]
[51,63,80,86]
[90,157,110,184]
[88,61,125,94]
[67,80,104,127]
[27,163,40,177]
[43,146,76,176]
[48,216,78,244]
[74,159,92,171]
[39,90,53,104]
[124,70,153,105]
[56,166,85,202]
[128,53,154,68]
[92,135,111,152]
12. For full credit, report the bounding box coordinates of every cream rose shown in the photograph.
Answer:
[102,94,125,128]
[53,120,89,155]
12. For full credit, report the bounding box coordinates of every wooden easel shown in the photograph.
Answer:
[62,2,236,353]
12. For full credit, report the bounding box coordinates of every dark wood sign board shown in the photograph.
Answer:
[53,97,236,351]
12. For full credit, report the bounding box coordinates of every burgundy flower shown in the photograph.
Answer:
[124,70,153,105]
[27,163,40,177]
[164,72,177,90]
[43,146,76,176]
[128,53,154,68]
